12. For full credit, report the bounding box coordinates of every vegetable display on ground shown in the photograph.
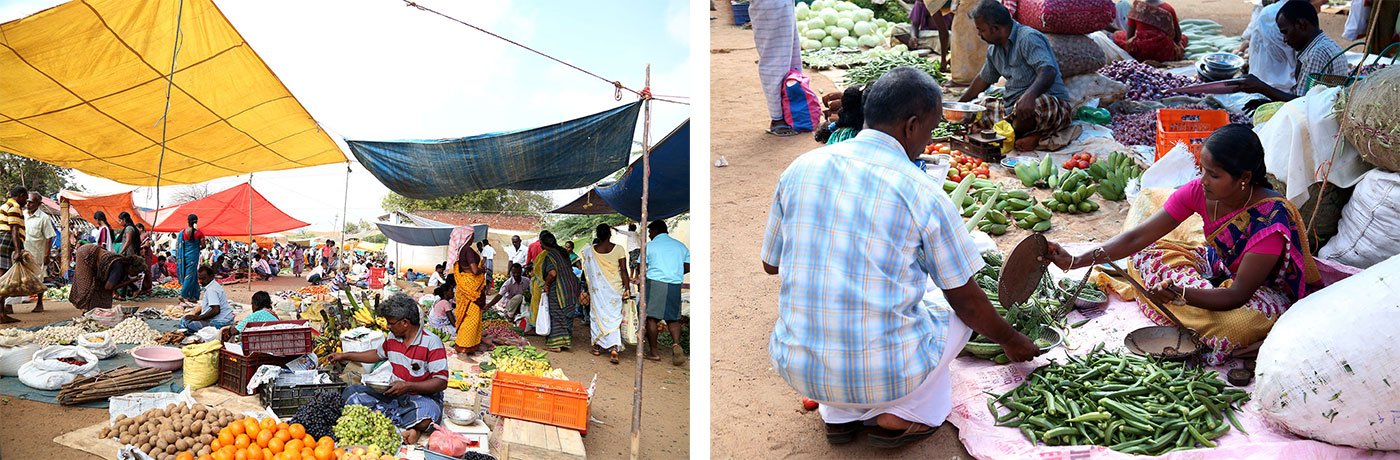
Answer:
[987,348,1251,456]
[333,404,402,457]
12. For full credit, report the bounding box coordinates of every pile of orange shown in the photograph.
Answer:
[185,417,343,460]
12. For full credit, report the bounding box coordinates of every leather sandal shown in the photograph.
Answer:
[867,422,939,448]
[825,421,864,445]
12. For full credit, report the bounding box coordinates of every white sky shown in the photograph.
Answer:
[0,0,692,231]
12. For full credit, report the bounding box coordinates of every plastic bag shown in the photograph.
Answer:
[85,306,125,328]
[0,344,40,376]
[1139,143,1200,191]
[78,331,117,360]
[993,120,1016,154]
[781,69,823,132]
[0,252,44,298]
[18,345,99,390]
[428,424,470,457]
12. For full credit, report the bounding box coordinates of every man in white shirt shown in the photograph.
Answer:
[427,263,446,288]
[23,193,55,312]
[480,241,497,279]
[505,235,528,268]
[616,223,643,281]
[181,266,234,332]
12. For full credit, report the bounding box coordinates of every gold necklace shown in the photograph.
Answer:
[1213,186,1255,221]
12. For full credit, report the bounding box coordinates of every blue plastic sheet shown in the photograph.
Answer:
[595,120,690,221]
[347,103,642,199]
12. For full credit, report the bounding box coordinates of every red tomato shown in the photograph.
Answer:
[1077,159,1090,169]
[1064,160,1076,169]
[802,398,819,411]
[951,150,962,157]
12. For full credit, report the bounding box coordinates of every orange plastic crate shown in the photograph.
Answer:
[489,372,589,434]
[1155,108,1230,162]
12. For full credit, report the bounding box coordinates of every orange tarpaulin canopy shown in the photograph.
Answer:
[58,190,151,227]
[150,183,306,237]
[0,0,347,186]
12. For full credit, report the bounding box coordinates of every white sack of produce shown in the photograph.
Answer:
[17,345,99,390]
[1318,169,1400,269]
[1257,84,1370,205]
[1256,253,1400,450]
[78,331,118,360]
[0,344,40,376]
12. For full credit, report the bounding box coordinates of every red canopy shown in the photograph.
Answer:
[151,183,308,237]
[59,190,152,227]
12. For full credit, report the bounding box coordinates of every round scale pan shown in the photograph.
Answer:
[1124,326,1202,360]
[999,233,1050,308]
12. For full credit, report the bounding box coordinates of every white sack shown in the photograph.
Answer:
[0,344,40,376]
[17,345,99,390]
[1255,85,1372,205]
[1318,168,1400,269]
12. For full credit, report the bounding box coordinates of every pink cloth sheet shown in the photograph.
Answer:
[946,279,1388,459]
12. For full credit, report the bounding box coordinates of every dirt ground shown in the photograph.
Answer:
[708,1,1348,458]
[0,275,688,459]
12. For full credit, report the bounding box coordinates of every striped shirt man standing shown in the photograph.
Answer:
[761,68,1039,448]
[330,293,449,444]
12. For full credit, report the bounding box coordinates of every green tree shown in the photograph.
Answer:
[546,214,633,242]
[381,190,551,215]
[362,233,388,244]
[343,219,372,234]
[0,152,80,196]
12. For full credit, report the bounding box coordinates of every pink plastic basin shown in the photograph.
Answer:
[131,346,184,371]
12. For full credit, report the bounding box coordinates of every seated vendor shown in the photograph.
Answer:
[330,293,448,444]
[180,266,235,332]
[221,291,279,342]
[1046,125,1320,365]
[1113,0,1188,62]
[958,0,1072,152]
[1231,0,1346,102]
[252,253,272,281]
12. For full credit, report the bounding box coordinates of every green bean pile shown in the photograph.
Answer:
[987,346,1250,455]
[841,53,945,87]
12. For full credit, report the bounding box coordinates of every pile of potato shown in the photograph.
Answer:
[99,403,237,460]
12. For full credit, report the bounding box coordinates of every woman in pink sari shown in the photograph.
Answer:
[1113,0,1189,62]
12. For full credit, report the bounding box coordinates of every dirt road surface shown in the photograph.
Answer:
[0,276,688,458]
[709,0,1348,458]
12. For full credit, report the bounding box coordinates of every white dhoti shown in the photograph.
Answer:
[817,313,972,427]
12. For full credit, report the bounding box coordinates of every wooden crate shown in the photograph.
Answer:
[498,418,586,460]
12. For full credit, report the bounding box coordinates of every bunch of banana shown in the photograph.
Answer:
[1087,151,1141,201]
[490,354,552,377]
[350,306,388,330]
[1011,157,1057,188]
[1044,169,1101,214]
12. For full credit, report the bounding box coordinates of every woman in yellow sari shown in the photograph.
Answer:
[449,243,487,354]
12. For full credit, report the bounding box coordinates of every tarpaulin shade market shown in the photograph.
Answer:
[150,182,307,236]
[551,120,690,222]
[0,0,346,186]
[375,212,456,247]
[58,190,153,227]
[346,102,642,200]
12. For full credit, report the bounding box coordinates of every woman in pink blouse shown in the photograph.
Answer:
[1046,125,1320,365]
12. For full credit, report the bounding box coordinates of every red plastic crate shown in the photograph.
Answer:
[489,372,589,435]
[217,348,295,396]
[241,320,314,356]
[1155,108,1229,162]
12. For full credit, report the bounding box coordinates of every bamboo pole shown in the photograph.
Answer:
[630,64,651,460]
[248,176,254,292]
[60,199,71,277]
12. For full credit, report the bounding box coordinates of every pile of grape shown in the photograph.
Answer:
[289,390,344,440]
[333,404,402,455]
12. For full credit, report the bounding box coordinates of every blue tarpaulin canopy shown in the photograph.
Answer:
[375,212,455,246]
[551,120,689,221]
[347,102,643,199]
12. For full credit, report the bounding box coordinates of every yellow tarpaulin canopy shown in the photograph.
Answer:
[0,0,346,186]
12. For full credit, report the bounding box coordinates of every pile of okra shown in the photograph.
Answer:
[986,344,1250,455]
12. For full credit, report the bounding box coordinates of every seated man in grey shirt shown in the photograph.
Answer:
[958,0,1073,152]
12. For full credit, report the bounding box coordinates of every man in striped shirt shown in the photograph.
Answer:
[331,293,449,444]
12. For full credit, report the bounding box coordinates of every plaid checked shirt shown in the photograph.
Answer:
[1292,32,1348,95]
[761,129,984,405]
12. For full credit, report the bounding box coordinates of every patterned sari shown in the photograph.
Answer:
[1115,197,1320,365]
[534,249,581,349]
[1112,0,1188,62]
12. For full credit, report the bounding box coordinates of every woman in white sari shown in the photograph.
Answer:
[580,224,632,364]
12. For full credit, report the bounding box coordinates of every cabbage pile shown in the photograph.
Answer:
[796,0,897,51]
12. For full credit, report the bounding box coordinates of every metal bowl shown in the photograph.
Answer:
[942,102,986,124]
[1125,326,1202,360]
[445,406,479,425]
[1201,52,1244,70]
